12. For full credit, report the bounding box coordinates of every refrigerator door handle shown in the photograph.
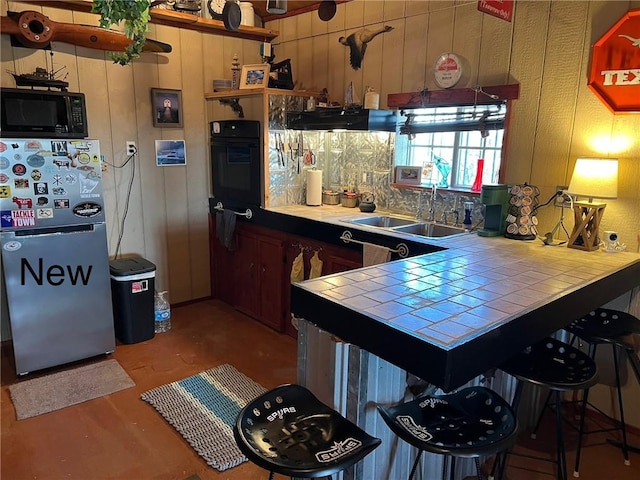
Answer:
[13,224,96,237]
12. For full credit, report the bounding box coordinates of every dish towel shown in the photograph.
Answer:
[309,250,323,278]
[291,251,304,283]
[215,209,237,251]
[363,243,391,267]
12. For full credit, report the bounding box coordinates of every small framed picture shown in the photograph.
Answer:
[151,88,183,128]
[155,140,186,166]
[239,64,270,89]
[395,166,422,185]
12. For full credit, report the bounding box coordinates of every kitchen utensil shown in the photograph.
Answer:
[322,190,340,205]
[275,132,285,166]
[341,192,359,208]
[303,149,316,166]
[222,0,241,31]
[359,192,376,212]
[318,1,337,21]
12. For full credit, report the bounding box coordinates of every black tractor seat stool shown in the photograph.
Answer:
[565,307,640,477]
[377,385,519,480]
[233,383,381,479]
[488,336,598,480]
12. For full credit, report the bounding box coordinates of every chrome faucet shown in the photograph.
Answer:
[451,209,460,227]
[416,191,424,220]
[426,185,437,222]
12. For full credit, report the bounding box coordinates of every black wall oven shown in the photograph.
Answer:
[210,120,262,207]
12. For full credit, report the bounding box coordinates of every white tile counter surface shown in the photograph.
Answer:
[273,204,640,350]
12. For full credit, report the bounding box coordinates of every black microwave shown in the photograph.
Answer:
[0,88,88,139]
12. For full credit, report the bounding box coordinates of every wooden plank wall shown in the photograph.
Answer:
[1,0,639,313]
[267,0,640,247]
[0,0,262,312]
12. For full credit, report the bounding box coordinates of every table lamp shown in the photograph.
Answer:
[567,158,618,251]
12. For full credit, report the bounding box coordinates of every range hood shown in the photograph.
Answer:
[286,107,398,132]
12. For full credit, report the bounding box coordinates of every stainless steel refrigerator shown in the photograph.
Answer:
[0,138,115,375]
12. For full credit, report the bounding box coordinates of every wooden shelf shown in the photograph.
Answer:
[205,88,317,100]
[387,84,520,108]
[26,1,279,41]
[390,183,481,195]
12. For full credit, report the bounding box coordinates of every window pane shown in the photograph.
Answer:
[398,106,504,188]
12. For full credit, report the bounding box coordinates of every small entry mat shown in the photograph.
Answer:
[141,363,266,472]
[9,359,135,420]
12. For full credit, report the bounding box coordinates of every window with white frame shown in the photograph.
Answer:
[396,104,505,189]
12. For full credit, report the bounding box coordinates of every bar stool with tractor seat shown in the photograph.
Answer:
[234,383,381,480]
[565,307,640,477]
[489,336,598,480]
[377,385,519,480]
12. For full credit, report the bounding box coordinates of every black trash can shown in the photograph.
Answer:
[109,257,156,344]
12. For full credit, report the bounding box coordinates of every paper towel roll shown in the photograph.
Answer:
[306,169,322,206]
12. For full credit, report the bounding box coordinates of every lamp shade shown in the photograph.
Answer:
[567,158,618,200]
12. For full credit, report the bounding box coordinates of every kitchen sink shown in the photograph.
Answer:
[392,222,468,238]
[347,215,419,228]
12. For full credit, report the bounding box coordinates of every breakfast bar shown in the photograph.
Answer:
[292,234,640,391]
[286,206,640,479]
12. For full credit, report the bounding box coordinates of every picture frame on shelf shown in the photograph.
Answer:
[395,166,422,185]
[155,139,186,166]
[239,64,270,89]
[151,88,183,128]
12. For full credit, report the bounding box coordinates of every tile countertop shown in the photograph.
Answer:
[275,204,640,391]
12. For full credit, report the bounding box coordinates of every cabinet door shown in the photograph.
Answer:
[324,251,362,274]
[258,235,286,332]
[209,214,234,304]
[282,237,362,338]
[233,228,259,320]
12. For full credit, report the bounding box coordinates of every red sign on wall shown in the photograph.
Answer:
[477,0,514,23]
[588,9,640,113]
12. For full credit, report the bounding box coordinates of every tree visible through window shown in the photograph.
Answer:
[396,105,505,189]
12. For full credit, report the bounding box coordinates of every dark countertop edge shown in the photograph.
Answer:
[209,198,444,258]
[292,258,640,392]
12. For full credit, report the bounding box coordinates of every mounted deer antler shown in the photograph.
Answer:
[1,10,171,54]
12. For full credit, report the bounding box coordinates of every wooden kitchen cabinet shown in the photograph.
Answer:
[232,228,259,320]
[209,214,234,305]
[210,215,361,336]
[210,216,286,331]
[257,235,287,331]
[283,234,362,338]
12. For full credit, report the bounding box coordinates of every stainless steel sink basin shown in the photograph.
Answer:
[392,222,468,238]
[348,215,419,228]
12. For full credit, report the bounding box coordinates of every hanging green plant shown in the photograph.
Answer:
[92,0,152,65]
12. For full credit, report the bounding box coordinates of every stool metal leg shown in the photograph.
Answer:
[489,381,525,480]
[612,345,631,466]
[531,389,553,439]
[626,347,640,385]
[409,449,423,480]
[554,390,567,480]
[449,456,456,480]
[606,347,640,458]
[474,457,482,480]
[573,379,591,478]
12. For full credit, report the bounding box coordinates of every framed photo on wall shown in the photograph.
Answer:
[151,88,183,128]
[155,139,186,166]
[395,166,422,185]
[239,64,270,89]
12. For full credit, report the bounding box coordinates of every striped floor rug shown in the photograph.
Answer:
[141,364,266,471]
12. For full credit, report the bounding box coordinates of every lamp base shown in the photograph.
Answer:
[567,201,606,252]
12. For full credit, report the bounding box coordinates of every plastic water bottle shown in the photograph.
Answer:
[154,290,171,333]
